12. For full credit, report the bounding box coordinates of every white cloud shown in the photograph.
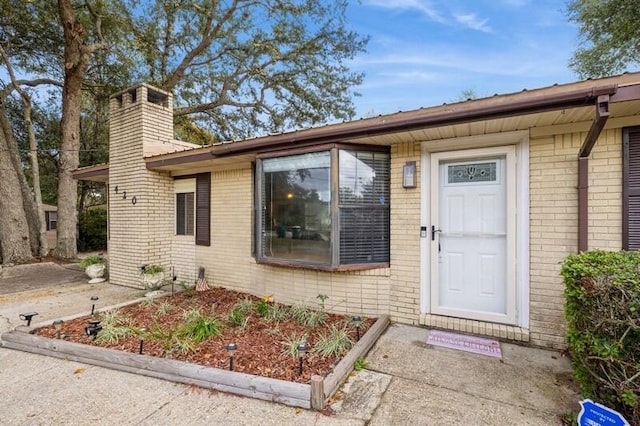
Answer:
[454,13,492,33]
[364,0,446,23]
[352,40,572,80]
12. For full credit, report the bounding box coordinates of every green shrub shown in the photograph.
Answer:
[561,250,640,424]
[77,208,107,252]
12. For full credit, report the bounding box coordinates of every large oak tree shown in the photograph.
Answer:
[0,0,368,263]
[568,0,640,78]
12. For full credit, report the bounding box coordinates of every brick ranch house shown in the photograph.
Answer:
[74,73,640,350]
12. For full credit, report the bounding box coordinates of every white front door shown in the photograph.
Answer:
[430,147,517,324]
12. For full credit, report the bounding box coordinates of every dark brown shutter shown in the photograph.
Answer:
[196,173,211,246]
[623,127,640,250]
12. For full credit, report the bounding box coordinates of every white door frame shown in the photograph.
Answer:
[419,131,529,327]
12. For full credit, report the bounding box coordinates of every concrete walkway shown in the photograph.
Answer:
[0,263,580,425]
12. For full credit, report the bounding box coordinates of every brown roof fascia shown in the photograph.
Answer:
[610,83,640,103]
[73,163,109,180]
[213,84,619,155]
[145,84,620,170]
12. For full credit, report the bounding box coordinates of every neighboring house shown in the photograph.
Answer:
[74,75,640,350]
[42,204,57,249]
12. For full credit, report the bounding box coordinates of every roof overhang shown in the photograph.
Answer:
[73,73,640,180]
[73,163,109,182]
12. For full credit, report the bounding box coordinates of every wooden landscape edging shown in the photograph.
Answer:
[310,314,390,410]
[1,311,389,411]
[1,330,311,409]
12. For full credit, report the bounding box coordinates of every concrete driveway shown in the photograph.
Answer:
[0,263,580,425]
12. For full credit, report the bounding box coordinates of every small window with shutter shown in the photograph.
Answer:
[173,175,210,246]
[623,127,640,250]
[176,192,194,236]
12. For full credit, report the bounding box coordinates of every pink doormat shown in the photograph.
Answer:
[427,329,502,359]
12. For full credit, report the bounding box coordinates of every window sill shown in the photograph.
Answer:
[256,257,389,272]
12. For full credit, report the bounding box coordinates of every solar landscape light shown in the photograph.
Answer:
[138,328,147,355]
[85,319,102,340]
[19,312,38,326]
[297,343,308,376]
[53,319,64,339]
[226,342,237,371]
[171,266,177,296]
[90,296,99,315]
[352,315,362,341]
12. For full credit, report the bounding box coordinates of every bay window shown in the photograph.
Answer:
[256,146,390,269]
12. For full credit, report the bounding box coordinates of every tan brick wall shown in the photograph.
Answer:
[105,83,629,349]
[529,128,621,349]
[193,164,391,317]
[108,85,174,288]
[389,142,422,324]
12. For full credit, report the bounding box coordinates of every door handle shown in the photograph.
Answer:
[431,225,441,241]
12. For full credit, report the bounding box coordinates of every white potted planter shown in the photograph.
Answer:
[80,255,107,284]
[140,264,165,290]
[85,263,106,283]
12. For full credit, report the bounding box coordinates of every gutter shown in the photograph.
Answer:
[577,95,612,252]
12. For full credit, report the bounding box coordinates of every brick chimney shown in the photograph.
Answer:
[107,84,174,288]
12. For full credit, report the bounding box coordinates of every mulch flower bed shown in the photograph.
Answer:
[35,287,374,383]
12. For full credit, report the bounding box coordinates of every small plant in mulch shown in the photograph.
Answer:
[95,310,135,344]
[290,303,328,328]
[313,324,354,358]
[255,298,271,317]
[228,308,246,326]
[35,287,375,383]
[140,297,156,308]
[281,332,309,359]
[264,303,291,323]
[316,294,329,310]
[155,301,175,316]
[179,309,224,343]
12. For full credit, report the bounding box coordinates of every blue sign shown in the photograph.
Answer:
[578,399,629,426]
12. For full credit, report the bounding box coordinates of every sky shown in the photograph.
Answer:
[344,0,581,118]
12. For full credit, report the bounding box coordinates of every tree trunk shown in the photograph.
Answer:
[54,0,104,260]
[54,77,81,259]
[23,98,49,257]
[0,103,32,264]
[0,101,42,258]
[0,46,45,259]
